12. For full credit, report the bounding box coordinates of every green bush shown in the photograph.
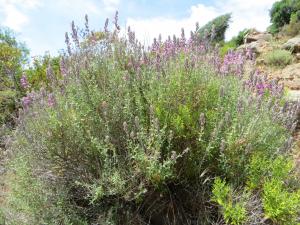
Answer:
[0,90,16,126]
[232,29,250,46]
[220,41,236,57]
[282,12,300,36]
[220,29,249,57]
[247,153,293,190]
[0,27,29,127]
[264,49,293,67]
[197,14,231,43]
[25,54,62,90]
[212,178,247,225]
[3,152,85,225]
[269,0,300,34]
[263,178,300,224]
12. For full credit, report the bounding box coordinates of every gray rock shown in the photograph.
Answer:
[287,90,300,101]
[238,39,271,55]
[283,36,300,53]
[244,31,272,44]
[272,63,300,90]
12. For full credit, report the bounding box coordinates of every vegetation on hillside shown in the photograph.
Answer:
[264,49,293,67]
[268,0,300,34]
[0,28,28,127]
[197,13,231,43]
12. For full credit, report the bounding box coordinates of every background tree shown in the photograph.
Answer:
[25,54,61,90]
[197,14,231,43]
[0,27,28,126]
[269,0,300,34]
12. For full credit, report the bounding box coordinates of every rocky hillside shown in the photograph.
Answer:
[238,30,300,165]
[238,30,300,100]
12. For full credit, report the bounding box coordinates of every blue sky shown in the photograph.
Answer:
[0,0,277,57]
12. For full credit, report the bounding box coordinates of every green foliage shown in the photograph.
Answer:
[25,54,61,90]
[269,0,300,34]
[247,153,293,190]
[262,178,300,224]
[0,27,29,126]
[220,29,249,57]
[212,178,247,225]
[0,27,28,90]
[232,29,249,46]
[3,149,86,225]
[220,41,236,57]
[282,12,300,36]
[246,152,300,224]
[197,14,231,43]
[247,153,270,190]
[264,49,293,67]
[0,89,16,125]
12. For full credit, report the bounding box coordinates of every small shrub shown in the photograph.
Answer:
[3,150,86,225]
[0,90,16,126]
[247,153,270,190]
[264,49,293,67]
[247,154,293,190]
[232,29,250,46]
[219,29,249,57]
[220,41,236,57]
[262,178,300,224]
[212,178,247,225]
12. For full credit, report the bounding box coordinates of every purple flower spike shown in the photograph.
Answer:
[21,96,32,109]
[104,18,109,33]
[114,11,120,31]
[20,73,30,89]
[47,93,56,107]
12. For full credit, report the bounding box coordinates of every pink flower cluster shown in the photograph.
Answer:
[20,73,30,89]
[244,70,284,96]
[21,92,36,109]
[21,90,56,110]
[220,50,245,76]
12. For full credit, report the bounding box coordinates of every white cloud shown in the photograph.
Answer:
[56,0,120,16]
[218,0,276,38]
[126,4,219,45]
[0,0,42,31]
[57,0,101,15]
[10,0,41,8]
[126,0,277,44]
[102,0,120,13]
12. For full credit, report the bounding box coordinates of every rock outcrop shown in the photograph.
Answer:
[237,30,273,55]
[238,39,272,55]
[283,36,300,53]
[272,63,300,90]
[244,30,272,44]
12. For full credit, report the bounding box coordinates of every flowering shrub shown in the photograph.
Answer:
[264,49,293,67]
[3,13,300,224]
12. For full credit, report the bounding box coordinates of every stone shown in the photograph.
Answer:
[238,39,272,55]
[296,53,300,60]
[285,80,300,90]
[287,90,300,102]
[272,63,300,90]
[282,63,300,79]
[282,36,300,53]
[244,31,272,44]
[255,58,265,65]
